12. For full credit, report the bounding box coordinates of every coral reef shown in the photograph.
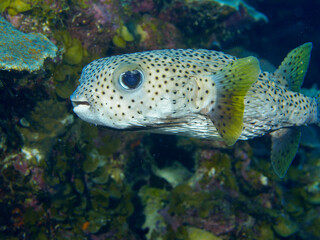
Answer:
[156,0,267,48]
[0,0,319,239]
[0,15,57,72]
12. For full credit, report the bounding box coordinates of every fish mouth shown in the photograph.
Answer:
[71,98,97,125]
[71,98,92,116]
[71,100,90,108]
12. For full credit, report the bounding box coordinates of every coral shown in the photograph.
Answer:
[156,0,267,47]
[135,16,185,50]
[214,0,268,22]
[65,0,123,56]
[0,15,57,72]
[0,0,319,239]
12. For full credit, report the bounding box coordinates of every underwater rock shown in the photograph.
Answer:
[304,181,320,205]
[152,161,192,187]
[215,0,268,22]
[157,0,267,47]
[134,15,185,50]
[18,99,73,161]
[65,0,123,57]
[0,15,57,72]
[1,0,319,239]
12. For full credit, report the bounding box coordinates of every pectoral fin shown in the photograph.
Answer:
[270,128,301,178]
[208,56,260,145]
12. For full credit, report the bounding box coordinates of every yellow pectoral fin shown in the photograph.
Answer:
[208,56,260,145]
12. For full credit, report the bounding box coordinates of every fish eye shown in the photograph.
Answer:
[119,70,144,90]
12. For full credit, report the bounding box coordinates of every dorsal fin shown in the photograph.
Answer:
[274,43,312,91]
[208,56,260,145]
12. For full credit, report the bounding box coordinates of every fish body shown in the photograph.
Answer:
[71,43,320,177]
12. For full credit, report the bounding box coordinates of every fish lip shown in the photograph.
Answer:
[71,100,90,108]
[72,99,92,118]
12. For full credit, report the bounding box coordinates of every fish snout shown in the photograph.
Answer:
[70,92,99,125]
[70,91,90,108]
[71,99,90,108]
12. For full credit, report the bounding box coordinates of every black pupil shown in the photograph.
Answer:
[121,70,142,89]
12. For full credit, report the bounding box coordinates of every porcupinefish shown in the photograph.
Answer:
[70,43,320,178]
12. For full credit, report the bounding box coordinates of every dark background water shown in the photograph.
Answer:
[245,0,320,88]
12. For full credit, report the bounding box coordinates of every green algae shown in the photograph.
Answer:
[139,186,169,239]
[74,178,84,194]
[54,30,88,65]
[169,184,217,218]
[272,215,299,237]
[304,216,320,238]
[55,80,76,99]
[63,38,85,65]
[200,152,239,192]
[186,227,222,240]
[303,181,320,204]
[92,165,112,184]
[82,150,101,173]
[87,210,109,233]
[112,25,135,48]
[0,0,31,15]
[71,0,90,9]
[0,0,319,239]
[0,0,10,12]
[112,35,127,48]
[257,224,274,240]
